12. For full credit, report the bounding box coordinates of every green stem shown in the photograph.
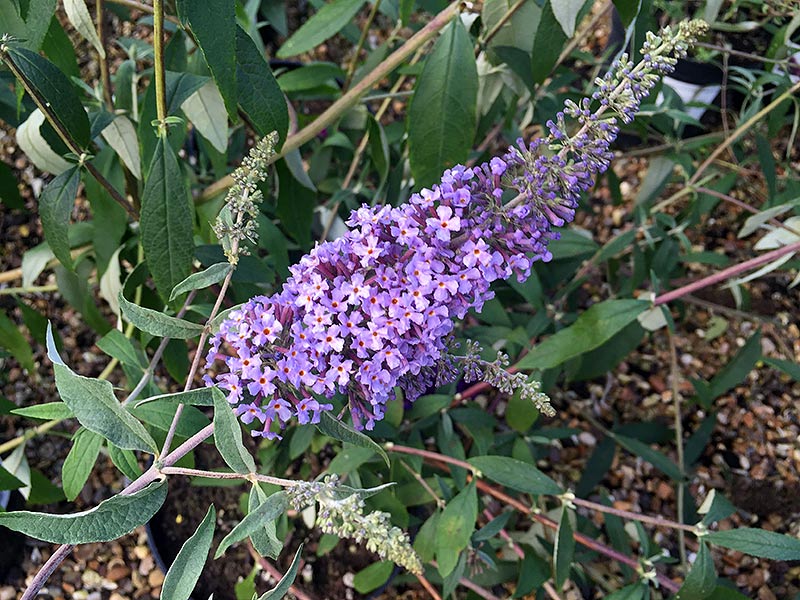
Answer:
[96,0,113,109]
[343,0,382,90]
[160,466,299,487]
[152,0,168,137]
[668,331,688,569]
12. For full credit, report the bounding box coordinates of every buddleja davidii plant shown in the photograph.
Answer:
[0,16,682,599]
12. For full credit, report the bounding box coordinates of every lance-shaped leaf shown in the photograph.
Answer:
[276,0,364,58]
[408,18,477,188]
[108,443,142,481]
[47,323,158,453]
[161,505,216,600]
[704,528,800,561]
[134,387,216,408]
[316,411,389,467]
[15,109,72,174]
[0,309,36,373]
[435,481,477,577]
[101,116,141,179]
[177,0,237,119]
[118,292,203,339]
[181,80,228,153]
[235,26,288,144]
[64,0,106,58]
[62,428,103,501]
[531,1,567,84]
[676,542,716,600]
[38,166,80,269]
[212,387,256,474]
[169,262,233,302]
[553,506,575,588]
[140,136,194,301]
[468,455,562,496]
[516,299,649,370]
[256,545,303,600]
[6,46,91,149]
[550,0,583,37]
[12,402,74,420]
[0,478,167,544]
[249,483,283,559]
[215,491,288,558]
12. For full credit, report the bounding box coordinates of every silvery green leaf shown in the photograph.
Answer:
[99,246,123,319]
[468,456,562,495]
[256,545,303,600]
[637,305,669,332]
[12,402,74,421]
[169,262,233,302]
[482,0,542,52]
[64,0,106,58]
[705,528,800,560]
[108,444,142,480]
[738,202,798,238]
[276,0,364,58]
[134,387,216,408]
[0,479,167,543]
[3,445,32,500]
[753,216,800,250]
[212,387,256,474]
[215,491,287,558]
[554,505,576,588]
[730,252,796,286]
[47,323,158,454]
[101,116,141,179]
[161,505,216,600]
[22,242,55,288]
[549,0,583,37]
[16,109,71,175]
[62,428,103,501]
[118,292,204,339]
[249,483,283,559]
[180,80,229,153]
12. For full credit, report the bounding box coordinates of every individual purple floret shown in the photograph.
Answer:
[204,21,707,438]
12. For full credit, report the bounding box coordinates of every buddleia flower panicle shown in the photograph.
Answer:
[287,476,422,574]
[204,21,706,436]
[213,131,279,264]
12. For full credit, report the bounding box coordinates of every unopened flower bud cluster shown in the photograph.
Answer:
[213,132,279,264]
[460,340,553,416]
[287,475,422,574]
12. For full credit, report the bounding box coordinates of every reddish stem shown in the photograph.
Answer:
[654,239,800,306]
[474,481,680,594]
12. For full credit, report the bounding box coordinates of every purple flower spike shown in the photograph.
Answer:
[204,20,707,434]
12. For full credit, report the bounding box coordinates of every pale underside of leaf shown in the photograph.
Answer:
[64,0,107,58]
[16,109,71,175]
[101,116,142,179]
[181,80,229,153]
